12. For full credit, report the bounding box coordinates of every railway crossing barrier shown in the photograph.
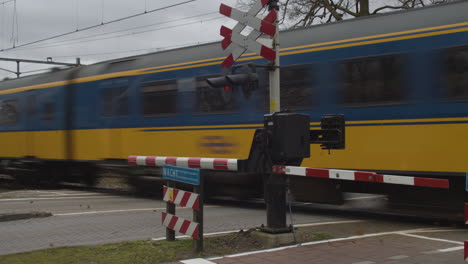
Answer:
[161,164,204,252]
[273,166,450,189]
[465,173,468,261]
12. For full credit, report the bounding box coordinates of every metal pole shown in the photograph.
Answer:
[266,173,287,231]
[166,181,175,241]
[16,60,20,78]
[269,7,280,113]
[193,172,204,253]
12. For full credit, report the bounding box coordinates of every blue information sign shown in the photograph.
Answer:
[163,165,200,186]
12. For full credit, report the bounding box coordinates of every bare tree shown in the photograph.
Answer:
[238,0,454,28]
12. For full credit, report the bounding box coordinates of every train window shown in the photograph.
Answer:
[442,46,468,100]
[43,102,54,121]
[280,65,314,110]
[260,65,315,110]
[0,99,17,125]
[101,86,129,117]
[194,75,238,114]
[27,95,36,120]
[339,55,404,106]
[142,80,177,116]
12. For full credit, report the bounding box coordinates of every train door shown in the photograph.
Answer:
[98,78,130,160]
[34,87,66,159]
[25,91,38,157]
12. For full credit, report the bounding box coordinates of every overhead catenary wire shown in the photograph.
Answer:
[0,0,14,5]
[14,11,220,51]
[0,0,196,52]
[34,16,223,49]
[10,16,224,52]
[54,39,219,59]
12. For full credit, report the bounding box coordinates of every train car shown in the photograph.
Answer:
[0,1,467,204]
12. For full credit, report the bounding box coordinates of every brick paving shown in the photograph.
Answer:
[181,233,465,264]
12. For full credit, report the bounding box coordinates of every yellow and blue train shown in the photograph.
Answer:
[1,1,468,198]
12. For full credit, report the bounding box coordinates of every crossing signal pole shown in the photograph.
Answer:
[268,0,280,113]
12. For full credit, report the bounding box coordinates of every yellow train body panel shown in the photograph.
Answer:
[0,132,27,158]
[2,119,467,174]
[71,127,257,161]
[60,119,468,174]
[0,131,66,160]
[306,122,468,173]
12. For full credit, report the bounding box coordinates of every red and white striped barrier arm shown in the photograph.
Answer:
[128,156,238,171]
[273,166,450,189]
[465,241,468,262]
[162,212,199,239]
[163,186,200,211]
[464,241,468,262]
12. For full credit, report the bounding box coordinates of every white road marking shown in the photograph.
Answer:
[38,193,104,197]
[32,191,69,195]
[423,246,464,255]
[181,259,216,264]
[397,233,464,245]
[388,255,409,260]
[55,205,220,216]
[294,220,365,227]
[352,261,376,264]
[0,196,115,202]
[437,246,465,252]
[152,230,244,241]
[410,228,467,234]
[345,195,385,201]
[152,220,365,242]
[202,227,453,261]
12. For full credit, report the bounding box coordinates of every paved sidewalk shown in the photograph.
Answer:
[179,232,465,264]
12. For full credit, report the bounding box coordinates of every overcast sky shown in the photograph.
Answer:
[0,0,239,79]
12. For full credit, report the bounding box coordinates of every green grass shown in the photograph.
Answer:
[0,231,264,264]
[0,240,195,264]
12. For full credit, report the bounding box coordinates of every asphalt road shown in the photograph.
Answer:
[0,189,357,255]
[0,188,466,264]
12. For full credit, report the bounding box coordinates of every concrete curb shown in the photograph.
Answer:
[0,212,52,222]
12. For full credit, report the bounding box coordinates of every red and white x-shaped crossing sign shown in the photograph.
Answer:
[219,0,277,68]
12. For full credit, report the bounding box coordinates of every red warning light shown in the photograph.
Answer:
[224,86,230,92]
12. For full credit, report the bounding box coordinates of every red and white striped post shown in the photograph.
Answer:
[162,186,201,240]
[160,166,204,252]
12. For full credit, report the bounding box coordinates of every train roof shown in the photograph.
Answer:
[1,0,468,91]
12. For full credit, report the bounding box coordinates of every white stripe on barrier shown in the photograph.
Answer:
[174,190,185,205]
[285,166,306,177]
[186,222,198,238]
[383,174,414,185]
[177,157,190,168]
[156,157,166,166]
[174,217,185,234]
[201,158,215,170]
[136,156,147,166]
[187,194,198,209]
[330,169,355,180]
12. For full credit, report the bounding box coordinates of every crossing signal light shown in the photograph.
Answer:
[206,73,258,99]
